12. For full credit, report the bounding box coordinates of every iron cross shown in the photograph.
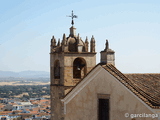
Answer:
[67,10,78,26]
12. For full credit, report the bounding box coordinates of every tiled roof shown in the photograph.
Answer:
[38,113,50,115]
[0,111,12,115]
[18,113,32,116]
[0,113,8,115]
[0,105,4,109]
[125,74,160,107]
[1,116,7,118]
[32,107,40,111]
[0,111,13,114]
[13,110,23,113]
[103,64,160,109]
[39,99,49,103]
[28,111,38,115]
[31,101,38,104]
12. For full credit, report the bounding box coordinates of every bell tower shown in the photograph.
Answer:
[50,11,96,120]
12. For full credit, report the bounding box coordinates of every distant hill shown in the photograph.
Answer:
[0,70,49,78]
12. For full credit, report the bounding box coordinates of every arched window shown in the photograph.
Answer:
[54,60,60,79]
[73,58,86,78]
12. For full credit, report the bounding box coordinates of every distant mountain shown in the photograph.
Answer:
[0,70,49,78]
[0,71,18,77]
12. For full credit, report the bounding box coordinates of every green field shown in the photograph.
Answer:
[0,85,50,99]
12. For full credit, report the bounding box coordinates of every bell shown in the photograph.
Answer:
[77,66,80,70]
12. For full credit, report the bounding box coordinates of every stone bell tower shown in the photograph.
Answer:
[50,11,96,120]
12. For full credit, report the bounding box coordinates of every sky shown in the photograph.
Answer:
[0,0,160,73]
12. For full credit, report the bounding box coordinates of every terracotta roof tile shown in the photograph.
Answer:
[29,111,38,114]
[13,110,23,113]
[32,107,40,111]
[0,111,13,114]
[125,74,160,106]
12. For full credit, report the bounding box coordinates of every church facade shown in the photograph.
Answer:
[50,13,160,120]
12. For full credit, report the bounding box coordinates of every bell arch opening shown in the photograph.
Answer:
[54,60,60,79]
[73,58,87,79]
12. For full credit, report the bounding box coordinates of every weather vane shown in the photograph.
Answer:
[67,10,78,26]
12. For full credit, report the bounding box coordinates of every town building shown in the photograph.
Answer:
[0,98,50,120]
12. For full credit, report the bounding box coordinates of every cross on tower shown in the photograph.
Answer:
[67,10,78,26]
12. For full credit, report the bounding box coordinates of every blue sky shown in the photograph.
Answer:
[0,0,160,73]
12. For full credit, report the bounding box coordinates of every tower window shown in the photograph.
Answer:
[73,58,86,78]
[54,60,60,79]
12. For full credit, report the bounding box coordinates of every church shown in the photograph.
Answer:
[50,11,160,120]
